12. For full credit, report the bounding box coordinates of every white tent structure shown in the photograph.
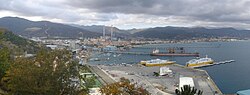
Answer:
[179,77,195,90]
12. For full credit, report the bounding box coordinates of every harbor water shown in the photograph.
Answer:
[89,40,250,94]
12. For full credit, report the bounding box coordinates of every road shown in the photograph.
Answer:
[88,65,116,85]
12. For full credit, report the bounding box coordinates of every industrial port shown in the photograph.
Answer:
[89,63,223,95]
[30,35,238,94]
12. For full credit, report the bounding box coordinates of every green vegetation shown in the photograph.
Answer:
[0,28,150,95]
[153,72,160,77]
[0,28,101,94]
[0,28,41,54]
[0,47,11,80]
[175,85,203,95]
[85,76,98,88]
[78,65,102,89]
[100,77,150,95]
[1,49,85,95]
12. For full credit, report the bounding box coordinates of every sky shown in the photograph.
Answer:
[1,0,250,29]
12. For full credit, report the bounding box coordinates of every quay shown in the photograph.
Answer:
[192,60,235,68]
[89,63,223,95]
[131,45,221,49]
[104,51,149,55]
[104,51,199,57]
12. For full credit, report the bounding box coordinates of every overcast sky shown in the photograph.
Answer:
[1,0,250,29]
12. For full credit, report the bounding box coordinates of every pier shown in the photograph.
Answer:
[104,51,199,57]
[193,60,235,68]
[104,46,200,57]
[132,45,221,49]
[104,51,150,55]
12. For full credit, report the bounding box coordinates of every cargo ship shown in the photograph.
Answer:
[150,47,199,57]
[140,59,176,67]
[186,56,214,68]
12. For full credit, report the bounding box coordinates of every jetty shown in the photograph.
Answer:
[105,47,200,57]
[132,45,221,49]
[104,51,149,55]
[103,51,199,57]
[192,60,235,68]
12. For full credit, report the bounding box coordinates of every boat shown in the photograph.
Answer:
[186,55,214,68]
[150,47,199,57]
[140,59,176,67]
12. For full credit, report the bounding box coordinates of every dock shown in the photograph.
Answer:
[104,51,199,57]
[192,60,235,68]
[131,45,221,49]
[92,63,223,95]
[104,51,150,55]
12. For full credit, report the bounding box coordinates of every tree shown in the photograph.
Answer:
[85,76,97,88]
[4,49,85,95]
[100,77,150,95]
[0,47,11,80]
[175,85,203,95]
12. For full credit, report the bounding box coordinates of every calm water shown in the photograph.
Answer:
[89,40,250,94]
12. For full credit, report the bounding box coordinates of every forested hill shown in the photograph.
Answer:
[0,28,41,54]
[133,26,250,39]
[0,17,101,38]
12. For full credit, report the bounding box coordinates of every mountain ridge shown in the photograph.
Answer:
[1,16,250,40]
[0,17,102,38]
[132,26,250,39]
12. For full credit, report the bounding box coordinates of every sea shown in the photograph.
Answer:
[89,40,250,94]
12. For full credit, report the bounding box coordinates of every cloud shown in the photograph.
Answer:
[67,0,250,23]
[1,0,250,29]
[0,0,116,22]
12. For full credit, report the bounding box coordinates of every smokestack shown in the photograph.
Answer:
[111,25,113,41]
[103,26,105,38]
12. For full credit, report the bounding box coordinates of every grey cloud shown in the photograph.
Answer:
[0,0,68,19]
[0,0,116,22]
[1,0,250,28]
[67,0,250,23]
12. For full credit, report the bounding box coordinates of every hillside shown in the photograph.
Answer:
[0,17,101,38]
[0,28,41,54]
[133,26,250,39]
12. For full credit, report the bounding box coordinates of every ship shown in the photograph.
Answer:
[186,55,214,68]
[140,59,176,67]
[150,47,199,57]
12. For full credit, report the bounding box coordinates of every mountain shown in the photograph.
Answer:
[133,26,250,39]
[0,28,41,54]
[2,17,250,40]
[71,25,133,37]
[0,17,101,38]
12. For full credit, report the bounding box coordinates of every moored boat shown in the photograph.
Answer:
[150,48,199,57]
[186,55,214,68]
[140,59,176,67]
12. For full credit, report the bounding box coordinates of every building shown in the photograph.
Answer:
[159,67,172,76]
[179,77,194,90]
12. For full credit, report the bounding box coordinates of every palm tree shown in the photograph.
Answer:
[175,85,203,95]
